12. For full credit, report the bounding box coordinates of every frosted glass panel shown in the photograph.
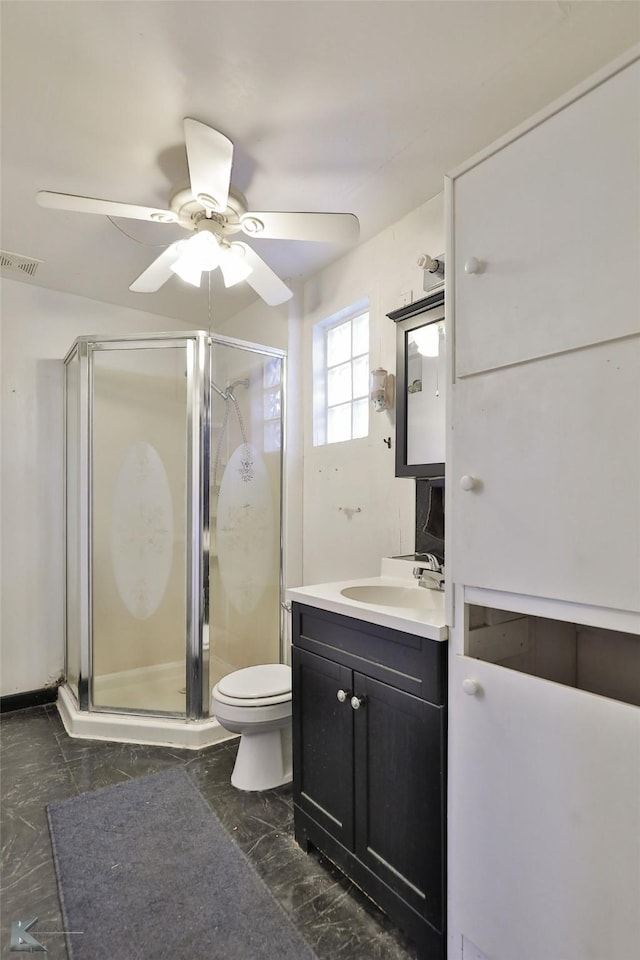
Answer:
[91,346,188,714]
[210,347,282,687]
[264,358,281,388]
[328,402,351,443]
[328,361,352,406]
[353,354,369,398]
[263,387,281,420]
[327,321,351,366]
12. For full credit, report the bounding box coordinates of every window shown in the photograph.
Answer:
[263,357,282,452]
[313,304,369,445]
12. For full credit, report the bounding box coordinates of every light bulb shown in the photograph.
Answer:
[186,231,221,270]
[170,255,203,287]
[218,245,253,288]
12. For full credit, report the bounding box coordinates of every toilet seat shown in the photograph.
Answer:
[217,664,291,699]
[214,664,291,708]
[213,688,291,708]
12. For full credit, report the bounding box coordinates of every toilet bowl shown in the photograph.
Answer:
[211,663,292,792]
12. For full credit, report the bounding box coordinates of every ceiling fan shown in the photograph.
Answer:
[36,118,360,306]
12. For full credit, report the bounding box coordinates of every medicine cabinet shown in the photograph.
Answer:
[388,289,445,478]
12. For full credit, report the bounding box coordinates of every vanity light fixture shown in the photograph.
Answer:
[370,368,395,412]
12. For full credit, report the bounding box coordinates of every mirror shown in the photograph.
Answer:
[388,290,445,478]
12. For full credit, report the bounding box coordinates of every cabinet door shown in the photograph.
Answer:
[454,58,639,378]
[448,654,640,960]
[451,336,640,611]
[292,647,354,848]
[353,673,445,932]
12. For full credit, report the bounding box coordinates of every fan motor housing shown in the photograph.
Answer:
[169,186,247,237]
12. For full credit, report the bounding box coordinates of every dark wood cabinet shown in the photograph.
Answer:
[292,602,447,959]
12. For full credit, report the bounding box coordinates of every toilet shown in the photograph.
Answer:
[211,663,292,791]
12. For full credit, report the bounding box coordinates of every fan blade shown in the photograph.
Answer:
[129,242,183,293]
[184,119,233,215]
[37,191,177,223]
[240,211,359,244]
[233,242,293,306]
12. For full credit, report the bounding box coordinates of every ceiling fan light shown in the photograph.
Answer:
[170,255,203,287]
[219,247,253,288]
[185,230,221,270]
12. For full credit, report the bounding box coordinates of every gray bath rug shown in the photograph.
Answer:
[47,766,317,960]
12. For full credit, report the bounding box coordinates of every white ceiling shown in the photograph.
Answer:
[1,1,639,325]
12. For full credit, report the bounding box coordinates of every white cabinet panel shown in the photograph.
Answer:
[451,336,640,611]
[454,58,640,377]
[448,653,640,960]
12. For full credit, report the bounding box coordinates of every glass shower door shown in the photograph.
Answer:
[90,340,192,715]
[209,342,284,688]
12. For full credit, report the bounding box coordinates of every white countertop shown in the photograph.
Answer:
[286,561,448,642]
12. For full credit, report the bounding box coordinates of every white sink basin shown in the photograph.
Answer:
[340,584,442,609]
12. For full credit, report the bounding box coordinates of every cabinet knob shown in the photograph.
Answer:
[464,257,482,275]
[336,689,351,703]
[462,678,482,696]
[350,695,366,710]
[460,474,478,491]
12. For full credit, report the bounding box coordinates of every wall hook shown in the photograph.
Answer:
[339,507,362,520]
[383,437,392,448]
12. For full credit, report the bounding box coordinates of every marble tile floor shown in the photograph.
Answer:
[1,704,421,960]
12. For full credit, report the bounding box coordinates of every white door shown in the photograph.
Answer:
[453,57,640,379]
[448,653,640,960]
[451,335,640,611]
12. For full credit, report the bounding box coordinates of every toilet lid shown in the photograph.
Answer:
[217,664,291,700]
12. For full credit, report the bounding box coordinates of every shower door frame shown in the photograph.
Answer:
[63,329,287,722]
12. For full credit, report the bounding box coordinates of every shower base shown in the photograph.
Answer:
[57,682,232,751]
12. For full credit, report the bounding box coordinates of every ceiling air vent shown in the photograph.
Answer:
[0,250,43,278]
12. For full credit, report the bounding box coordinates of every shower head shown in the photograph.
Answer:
[210,376,250,401]
[226,378,250,395]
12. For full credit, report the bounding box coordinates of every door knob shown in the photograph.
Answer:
[350,695,366,710]
[462,678,482,696]
[464,257,483,275]
[336,689,351,703]
[460,474,478,491]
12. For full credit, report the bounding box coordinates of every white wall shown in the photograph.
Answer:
[301,193,444,584]
[0,279,196,696]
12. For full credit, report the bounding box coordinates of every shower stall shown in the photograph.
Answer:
[60,330,285,748]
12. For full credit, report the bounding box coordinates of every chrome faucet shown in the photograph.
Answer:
[413,554,445,591]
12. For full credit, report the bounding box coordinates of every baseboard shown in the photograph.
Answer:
[0,685,60,714]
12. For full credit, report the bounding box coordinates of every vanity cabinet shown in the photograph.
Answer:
[291,602,447,960]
